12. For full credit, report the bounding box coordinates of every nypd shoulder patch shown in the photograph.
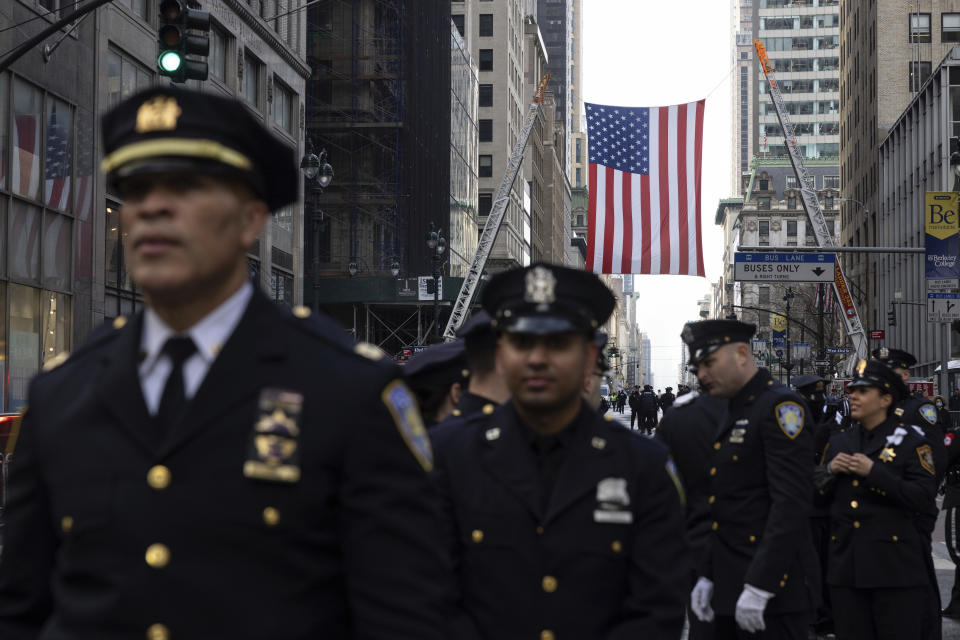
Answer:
[382,380,433,472]
[917,444,936,476]
[665,458,686,508]
[775,401,804,440]
[919,404,938,426]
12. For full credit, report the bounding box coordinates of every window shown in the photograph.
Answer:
[575,167,582,187]
[758,220,770,246]
[479,155,493,177]
[823,175,840,189]
[112,0,147,19]
[479,14,493,37]
[479,49,493,71]
[210,26,229,82]
[273,79,296,135]
[758,197,771,209]
[759,286,771,304]
[787,196,797,209]
[758,178,769,191]
[910,13,931,43]
[479,119,493,142]
[243,51,263,108]
[271,269,294,307]
[824,196,834,209]
[576,214,584,226]
[106,49,153,110]
[452,14,465,37]
[479,193,493,217]
[945,14,960,42]
[785,176,797,189]
[575,137,582,163]
[909,61,932,91]
[827,220,836,236]
[479,84,493,107]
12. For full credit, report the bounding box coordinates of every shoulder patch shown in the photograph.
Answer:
[381,380,433,472]
[919,404,938,425]
[917,444,936,476]
[775,401,804,439]
[355,342,387,361]
[665,457,686,508]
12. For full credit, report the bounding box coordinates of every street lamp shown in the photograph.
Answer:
[426,222,446,338]
[301,148,334,312]
[783,288,795,386]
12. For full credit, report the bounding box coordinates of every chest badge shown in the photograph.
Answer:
[879,447,896,463]
[729,427,747,444]
[594,477,632,524]
[243,388,304,483]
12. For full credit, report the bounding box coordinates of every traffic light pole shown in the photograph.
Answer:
[0,0,117,73]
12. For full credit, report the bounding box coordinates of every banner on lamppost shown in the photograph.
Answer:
[771,314,786,349]
[924,191,960,289]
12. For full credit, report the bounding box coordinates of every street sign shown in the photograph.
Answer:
[870,330,885,339]
[927,291,960,322]
[826,346,851,354]
[734,252,837,282]
[814,360,830,367]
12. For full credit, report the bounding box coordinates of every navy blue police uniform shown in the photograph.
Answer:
[817,359,938,639]
[432,263,689,639]
[683,320,819,639]
[942,427,960,617]
[0,86,449,640]
[450,310,501,420]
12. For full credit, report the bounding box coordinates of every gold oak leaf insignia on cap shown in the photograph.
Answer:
[856,359,867,376]
[524,265,556,306]
[135,96,182,133]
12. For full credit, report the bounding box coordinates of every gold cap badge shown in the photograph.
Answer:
[856,359,867,376]
[136,96,182,133]
[524,265,557,306]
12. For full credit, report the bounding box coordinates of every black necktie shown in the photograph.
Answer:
[155,336,197,435]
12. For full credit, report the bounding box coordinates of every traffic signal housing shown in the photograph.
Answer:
[888,306,897,327]
[158,0,210,83]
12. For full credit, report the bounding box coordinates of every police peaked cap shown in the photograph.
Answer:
[456,310,495,343]
[791,374,825,393]
[594,330,610,372]
[848,359,910,403]
[871,347,917,371]
[481,263,616,335]
[403,340,469,390]
[100,86,298,211]
[681,319,756,365]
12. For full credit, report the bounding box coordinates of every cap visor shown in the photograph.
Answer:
[847,378,878,390]
[501,315,588,335]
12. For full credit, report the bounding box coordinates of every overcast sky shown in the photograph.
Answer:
[582,0,733,388]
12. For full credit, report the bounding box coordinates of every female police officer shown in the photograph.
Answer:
[817,359,938,639]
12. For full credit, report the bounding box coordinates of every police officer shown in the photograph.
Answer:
[432,263,689,639]
[657,385,728,640]
[404,339,469,427]
[639,384,659,434]
[583,331,611,413]
[817,359,938,639]
[942,426,960,618]
[661,386,677,413]
[684,319,818,639]
[454,310,511,418]
[0,87,449,639]
[629,385,641,429]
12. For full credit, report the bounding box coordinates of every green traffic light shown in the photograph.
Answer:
[158,50,182,72]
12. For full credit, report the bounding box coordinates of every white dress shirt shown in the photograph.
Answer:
[138,282,253,416]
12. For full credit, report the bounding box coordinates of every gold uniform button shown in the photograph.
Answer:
[732,455,739,462]
[471,529,484,543]
[146,623,169,640]
[850,500,859,509]
[292,305,311,318]
[482,403,495,415]
[542,575,558,593]
[711,521,719,531]
[708,495,716,504]
[262,507,280,526]
[709,467,717,476]
[541,631,555,640]
[113,316,127,329]
[536,525,544,535]
[749,535,756,543]
[779,580,786,588]
[852,479,859,487]
[147,465,171,490]
[145,544,171,568]
[61,515,74,533]
[892,535,899,542]
[611,540,623,553]
[714,442,721,450]
[853,521,860,528]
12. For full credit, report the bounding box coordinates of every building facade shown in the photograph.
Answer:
[840,0,960,330]
[875,50,960,381]
[0,0,307,412]
[450,22,480,276]
[570,0,586,189]
[536,0,572,176]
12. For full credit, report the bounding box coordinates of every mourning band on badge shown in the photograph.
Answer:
[243,388,304,483]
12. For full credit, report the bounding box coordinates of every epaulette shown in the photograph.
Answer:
[672,391,699,408]
[36,315,125,377]
[282,305,392,365]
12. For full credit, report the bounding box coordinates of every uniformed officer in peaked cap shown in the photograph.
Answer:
[583,330,611,412]
[683,319,819,639]
[452,310,511,418]
[432,263,689,639]
[0,86,450,639]
[404,339,469,427]
[816,360,938,640]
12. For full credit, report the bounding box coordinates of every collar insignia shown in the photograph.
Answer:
[135,96,182,133]
[524,265,556,306]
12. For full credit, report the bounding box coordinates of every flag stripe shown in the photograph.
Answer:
[621,172,633,274]
[603,166,616,273]
[648,107,661,275]
[694,99,705,277]
[658,107,671,274]
[677,104,689,275]
[587,163,599,270]
[639,174,651,273]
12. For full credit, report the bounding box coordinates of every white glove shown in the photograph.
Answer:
[690,576,715,622]
[735,584,774,633]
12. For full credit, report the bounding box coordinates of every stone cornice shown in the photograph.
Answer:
[222,0,310,79]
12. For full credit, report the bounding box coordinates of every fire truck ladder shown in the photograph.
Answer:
[753,39,868,362]
[442,72,551,340]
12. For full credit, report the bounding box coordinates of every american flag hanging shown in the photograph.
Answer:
[585,100,705,276]
[45,107,71,211]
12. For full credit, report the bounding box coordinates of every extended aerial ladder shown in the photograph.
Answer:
[753,40,869,363]
[442,73,551,340]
